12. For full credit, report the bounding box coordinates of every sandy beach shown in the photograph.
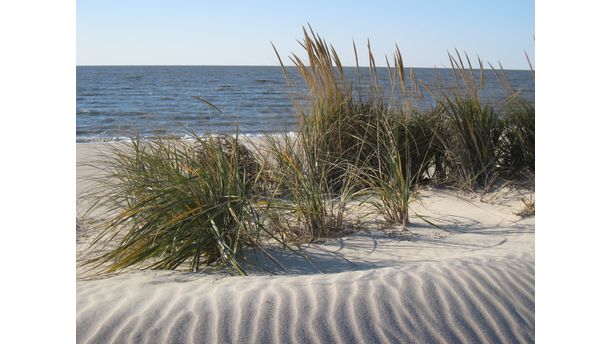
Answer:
[76,142,534,343]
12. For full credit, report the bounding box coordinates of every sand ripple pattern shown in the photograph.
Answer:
[77,252,534,344]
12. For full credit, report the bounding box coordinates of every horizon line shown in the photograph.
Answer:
[76,64,533,71]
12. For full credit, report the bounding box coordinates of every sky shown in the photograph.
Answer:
[77,0,534,69]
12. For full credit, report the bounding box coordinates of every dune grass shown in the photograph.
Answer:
[438,95,503,190]
[273,26,451,226]
[260,133,357,242]
[366,117,415,226]
[82,134,269,275]
[81,27,534,275]
[272,27,386,194]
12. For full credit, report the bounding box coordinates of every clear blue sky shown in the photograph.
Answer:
[77,0,534,69]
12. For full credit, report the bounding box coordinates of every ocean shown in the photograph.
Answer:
[77,66,534,143]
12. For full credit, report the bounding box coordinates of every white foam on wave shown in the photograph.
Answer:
[76,131,298,144]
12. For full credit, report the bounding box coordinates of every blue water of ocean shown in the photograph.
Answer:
[77,66,534,142]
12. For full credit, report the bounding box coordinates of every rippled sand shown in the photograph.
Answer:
[77,143,534,344]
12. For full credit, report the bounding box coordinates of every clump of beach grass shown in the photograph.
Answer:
[367,118,415,226]
[438,95,503,190]
[273,26,389,192]
[273,25,447,226]
[259,132,358,242]
[415,50,536,191]
[81,133,272,275]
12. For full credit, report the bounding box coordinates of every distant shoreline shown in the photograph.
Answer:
[76,65,534,72]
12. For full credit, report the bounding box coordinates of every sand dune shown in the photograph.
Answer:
[76,143,534,343]
[76,207,534,344]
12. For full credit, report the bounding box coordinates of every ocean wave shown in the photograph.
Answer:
[76,131,297,144]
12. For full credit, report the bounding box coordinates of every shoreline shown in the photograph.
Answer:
[75,131,298,144]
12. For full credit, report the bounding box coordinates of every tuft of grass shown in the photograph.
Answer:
[396,109,446,185]
[418,50,535,190]
[260,132,357,242]
[81,133,268,275]
[273,25,447,227]
[439,96,503,190]
[273,25,389,193]
[367,118,414,226]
